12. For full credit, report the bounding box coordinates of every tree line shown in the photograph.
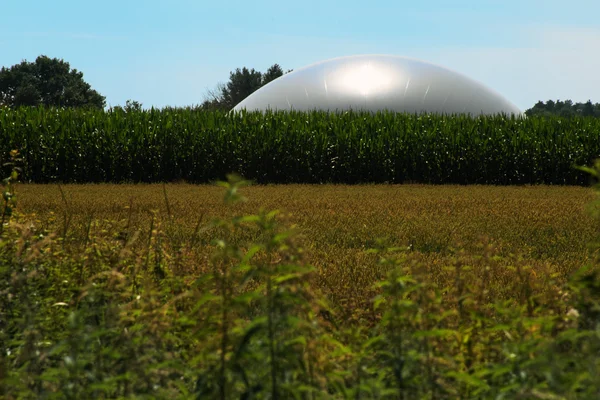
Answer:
[0,56,106,109]
[524,100,600,118]
[1,55,598,116]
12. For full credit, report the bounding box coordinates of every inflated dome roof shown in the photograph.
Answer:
[232,54,522,116]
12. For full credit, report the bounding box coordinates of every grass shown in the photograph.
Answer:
[2,156,600,398]
[2,104,600,398]
[14,183,597,323]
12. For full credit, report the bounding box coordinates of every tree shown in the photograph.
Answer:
[261,63,285,86]
[525,99,600,118]
[108,99,143,113]
[221,67,264,110]
[202,64,290,111]
[0,55,105,109]
[577,100,595,117]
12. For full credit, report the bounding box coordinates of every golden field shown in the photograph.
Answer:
[15,183,597,322]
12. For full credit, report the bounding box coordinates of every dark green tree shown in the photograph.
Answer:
[525,99,600,117]
[108,99,143,113]
[221,67,263,110]
[261,63,285,86]
[0,55,105,109]
[577,100,595,117]
[202,64,290,111]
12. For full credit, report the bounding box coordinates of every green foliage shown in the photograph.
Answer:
[0,150,21,233]
[1,155,600,398]
[526,99,600,118]
[0,55,106,109]
[202,64,289,111]
[109,99,144,113]
[1,108,600,185]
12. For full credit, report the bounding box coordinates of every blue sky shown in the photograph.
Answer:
[2,0,599,111]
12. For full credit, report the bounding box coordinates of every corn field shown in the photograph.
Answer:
[1,106,599,184]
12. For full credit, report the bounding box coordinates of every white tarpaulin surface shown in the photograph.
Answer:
[233,54,522,116]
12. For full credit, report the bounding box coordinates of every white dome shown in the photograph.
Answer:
[232,54,522,116]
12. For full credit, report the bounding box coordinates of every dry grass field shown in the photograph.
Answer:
[5,179,600,398]
[15,183,597,321]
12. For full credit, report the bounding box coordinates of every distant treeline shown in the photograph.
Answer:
[1,107,599,185]
[525,100,600,118]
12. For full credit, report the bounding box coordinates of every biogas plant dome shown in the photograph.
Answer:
[232,54,522,116]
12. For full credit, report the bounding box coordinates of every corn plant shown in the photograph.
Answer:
[1,107,599,185]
